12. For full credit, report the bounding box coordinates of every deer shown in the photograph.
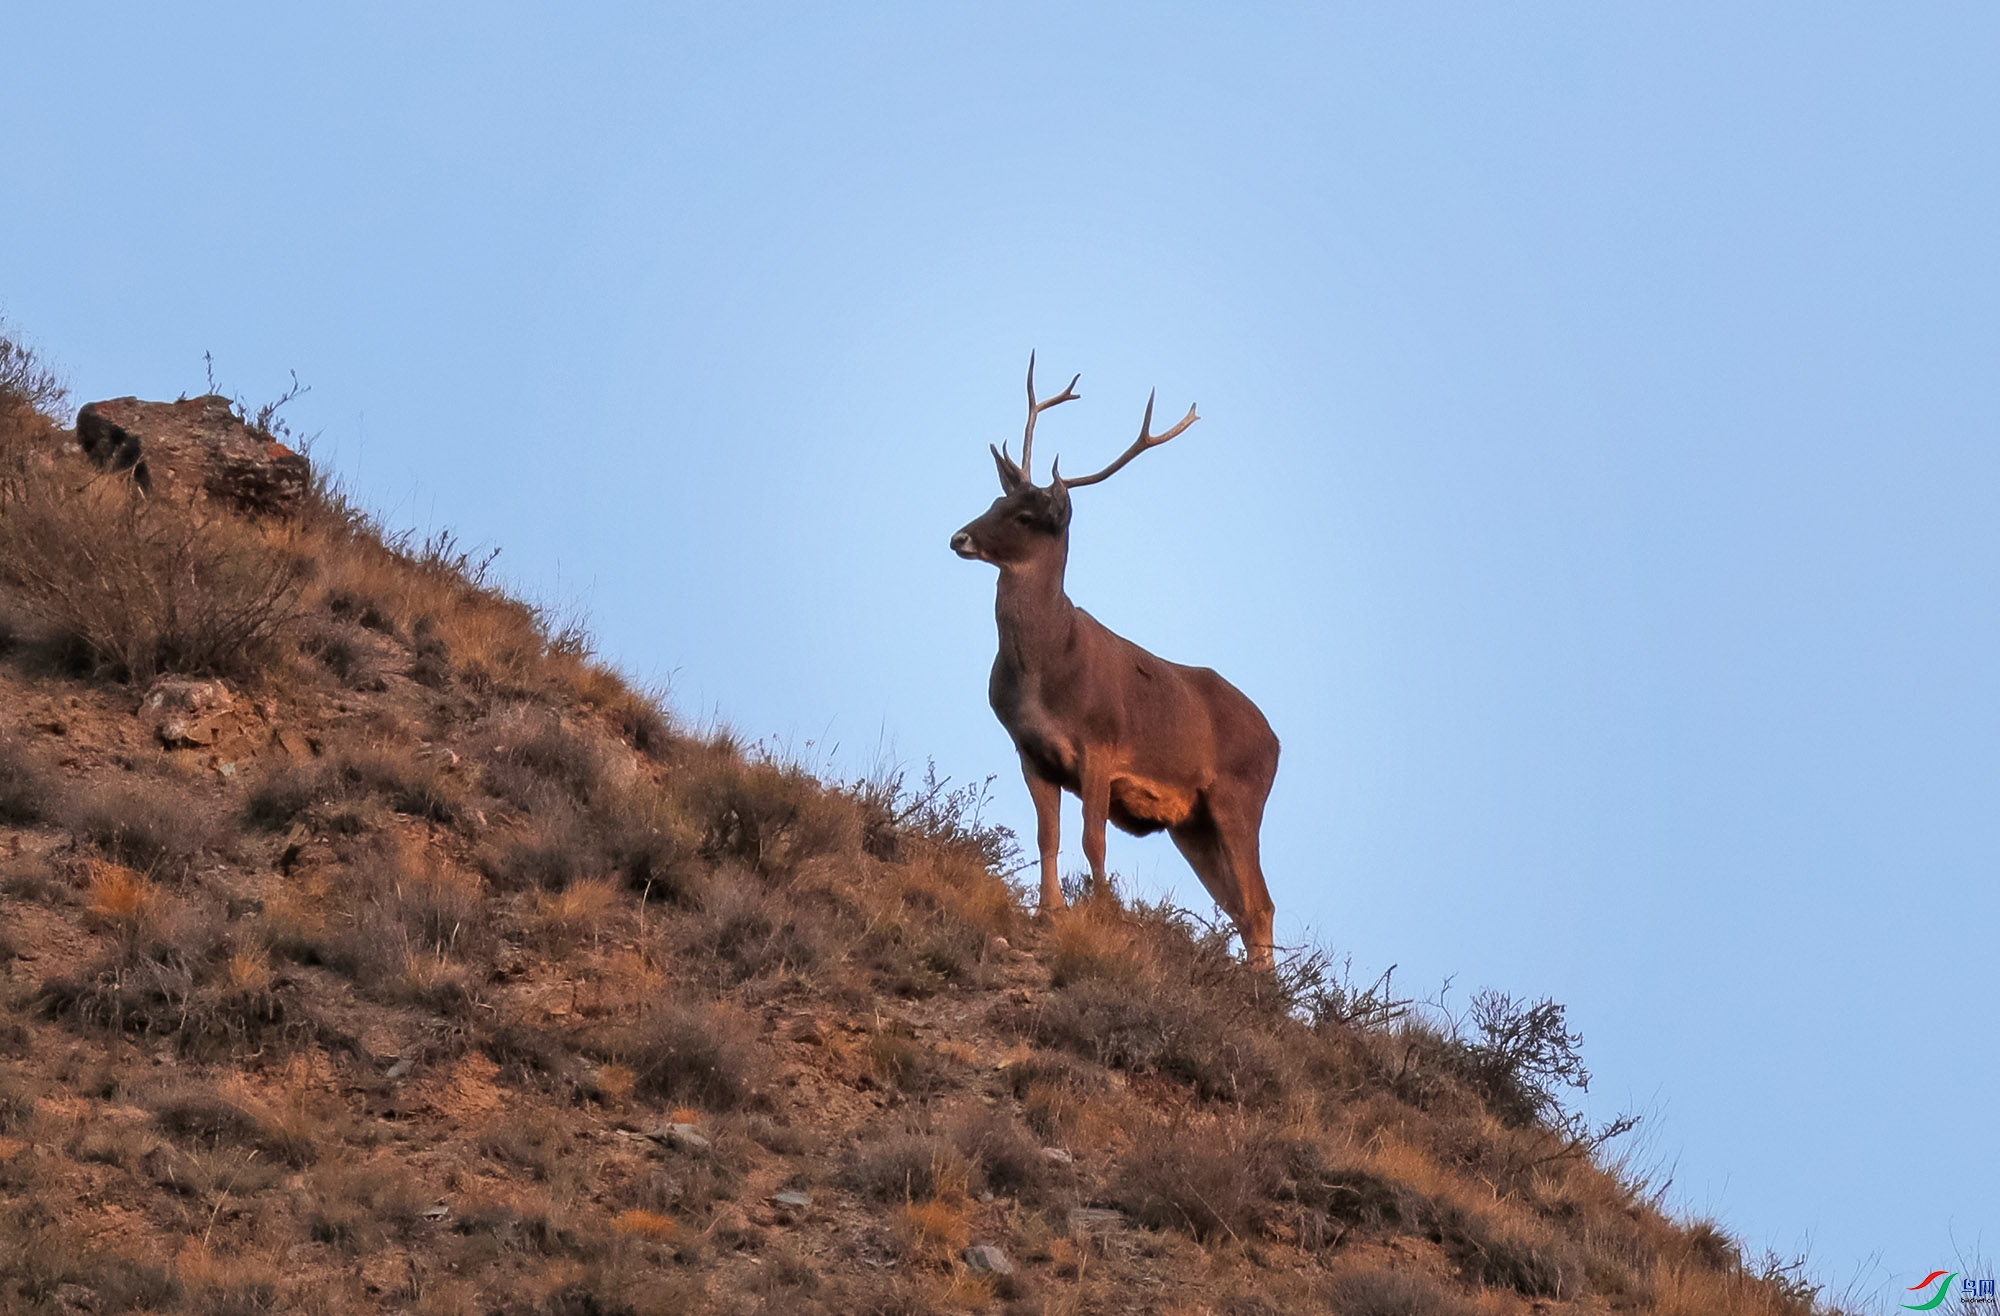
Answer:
[950,356,1282,969]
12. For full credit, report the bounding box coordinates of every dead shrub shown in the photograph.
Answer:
[843,1133,968,1204]
[482,1019,584,1093]
[1047,904,1150,988]
[0,1072,36,1134]
[865,1028,951,1097]
[333,746,466,826]
[616,1000,767,1111]
[1028,899,1299,1105]
[894,1197,972,1265]
[478,705,608,811]
[305,1159,431,1253]
[1428,1202,1580,1298]
[65,780,212,881]
[0,731,54,825]
[1273,1136,1425,1234]
[0,854,61,903]
[594,789,705,903]
[1449,990,1591,1129]
[298,619,376,686]
[38,937,318,1060]
[297,841,491,990]
[686,879,832,983]
[950,1108,1051,1203]
[0,322,68,416]
[245,746,465,833]
[1108,1117,1280,1243]
[244,762,336,829]
[680,751,859,878]
[1321,1268,1472,1316]
[1033,973,1288,1104]
[82,861,165,948]
[527,877,622,951]
[856,760,1021,875]
[604,686,676,758]
[1003,1052,1108,1143]
[478,1106,570,1180]
[145,1084,316,1165]
[487,785,704,904]
[0,465,303,682]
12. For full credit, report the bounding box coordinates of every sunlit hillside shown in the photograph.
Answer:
[0,326,1827,1315]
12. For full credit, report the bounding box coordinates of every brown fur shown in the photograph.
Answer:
[952,395,1281,967]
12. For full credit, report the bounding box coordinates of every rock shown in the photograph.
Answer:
[420,1203,450,1221]
[768,1190,812,1210]
[76,394,311,515]
[1042,1147,1074,1166]
[646,1122,710,1150]
[787,1015,829,1045]
[962,1244,1016,1277]
[1067,1207,1126,1236]
[142,677,236,748]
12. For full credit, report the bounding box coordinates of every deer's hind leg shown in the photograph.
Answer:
[1170,801,1276,970]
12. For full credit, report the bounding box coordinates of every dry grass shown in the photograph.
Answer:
[1321,1267,1472,1316]
[895,1197,973,1265]
[0,329,1829,1316]
[0,452,304,681]
[613,1000,769,1111]
[0,729,54,825]
[844,1134,969,1205]
[66,779,214,882]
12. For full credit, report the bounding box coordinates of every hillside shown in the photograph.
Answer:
[0,331,1820,1316]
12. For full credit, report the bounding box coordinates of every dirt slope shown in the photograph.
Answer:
[0,346,1822,1315]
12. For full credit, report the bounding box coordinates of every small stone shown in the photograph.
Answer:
[647,1122,710,1150]
[384,1058,413,1080]
[787,1016,829,1045]
[1041,1147,1073,1166]
[420,1204,450,1221]
[962,1244,1016,1277]
[768,1190,812,1211]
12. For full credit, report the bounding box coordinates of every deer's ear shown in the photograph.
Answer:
[1047,475,1072,526]
[991,443,1025,493]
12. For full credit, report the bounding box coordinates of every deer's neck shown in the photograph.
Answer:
[993,554,1074,665]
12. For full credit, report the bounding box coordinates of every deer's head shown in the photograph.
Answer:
[951,354,1198,569]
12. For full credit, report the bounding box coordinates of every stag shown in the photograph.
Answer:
[950,356,1281,968]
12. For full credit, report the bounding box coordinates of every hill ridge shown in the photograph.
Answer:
[0,342,1819,1316]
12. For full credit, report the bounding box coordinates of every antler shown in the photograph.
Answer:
[1005,351,1082,484]
[1054,388,1199,488]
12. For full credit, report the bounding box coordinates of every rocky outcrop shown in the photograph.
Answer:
[75,394,310,515]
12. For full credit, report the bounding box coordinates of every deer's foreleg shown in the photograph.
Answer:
[1078,761,1112,900]
[1022,757,1064,914]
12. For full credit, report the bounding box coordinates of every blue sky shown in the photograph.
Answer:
[5,4,1996,1298]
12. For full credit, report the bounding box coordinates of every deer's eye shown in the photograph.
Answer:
[1013,511,1036,525]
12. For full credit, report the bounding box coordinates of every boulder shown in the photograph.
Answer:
[75,394,310,515]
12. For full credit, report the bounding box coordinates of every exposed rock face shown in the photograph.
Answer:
[74,394,310,515]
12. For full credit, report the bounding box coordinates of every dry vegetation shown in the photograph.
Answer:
[0,327,1834,1315]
